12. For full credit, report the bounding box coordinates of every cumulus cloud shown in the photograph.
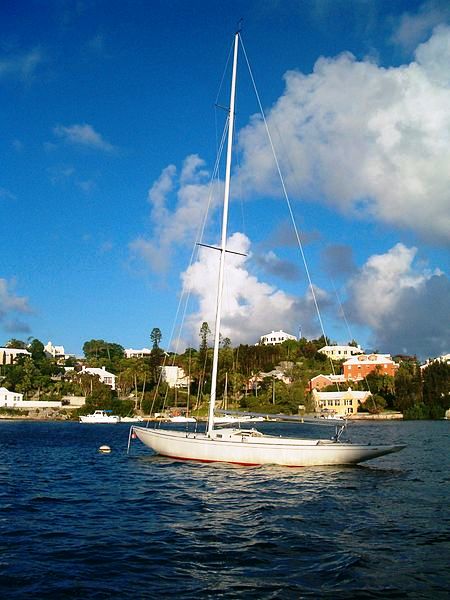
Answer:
[235,25,450,243]
[264,220,321,249]
[180,232,327,345]
[253,250,301,281]
[130,155,221,273]
[345,244,449,358]
[0,48,43,82]
[53,123,116,152]
[391,0,450,52]
[3,319,31,334]
[0,279,32,333]
[321,244,357,278]
[135,26,450,282]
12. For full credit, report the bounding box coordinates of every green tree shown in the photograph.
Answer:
[150,327,162,350]
[422,360,450,418]
[221,336,231,349]
[82,339,124,365]
[15,357,39,399]
[199,322,211,354]
[394,362,422,413]
[28,338,46,362]
[364,394,387,414]
[5,338,27,349]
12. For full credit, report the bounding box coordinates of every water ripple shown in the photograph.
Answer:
[0,420,449,599]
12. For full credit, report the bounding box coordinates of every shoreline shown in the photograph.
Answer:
[0,411,405,422]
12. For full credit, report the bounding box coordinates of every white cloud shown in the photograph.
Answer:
[180,232,325,345]
[0,279,32,321]
[0,48,43,82]
[253,250,301,281]
[346,244,429,329]
[53,123,116,152]
[345,244,449,357]
[130,154,222,273]
[391,1,450,52]
[235,26,450,243]
[134,26,450,282]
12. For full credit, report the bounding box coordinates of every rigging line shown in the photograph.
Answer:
[148,119,230,424]
[239,35,329,345]
[329,278,373,396]
[331,277,354,345]
[215,40,233,159]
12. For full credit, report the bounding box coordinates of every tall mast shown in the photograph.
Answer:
[207,31,239,436]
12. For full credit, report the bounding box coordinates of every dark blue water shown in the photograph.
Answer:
[0,420,449,599]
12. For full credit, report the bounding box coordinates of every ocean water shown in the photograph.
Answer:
[0,419,449,599]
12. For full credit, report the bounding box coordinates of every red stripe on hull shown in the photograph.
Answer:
[157,453,305,467]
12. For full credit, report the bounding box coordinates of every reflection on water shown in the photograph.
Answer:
[0,419,449,599]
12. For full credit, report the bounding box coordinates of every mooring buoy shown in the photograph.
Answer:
[98,445,111,454]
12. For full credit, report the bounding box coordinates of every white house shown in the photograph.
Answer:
[0,347,31,365]
[160,366,190,388]
[0,386,23,405]
[44,341,75,362]
[259,330,297,346]
[125,347,152,359]
[81,366,116,390]
[318,345,363,360]
[421,353,450,370]
[0,386,61,409]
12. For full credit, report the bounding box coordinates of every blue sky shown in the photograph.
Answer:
[1,0,449,360]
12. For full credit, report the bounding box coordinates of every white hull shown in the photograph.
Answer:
[120,416,144,423]
[169,416,197,423]
[132,426,404,467]
[214,415,264,424]
[79,410,120,424]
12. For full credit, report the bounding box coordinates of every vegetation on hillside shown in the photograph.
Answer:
[1,333,448,419]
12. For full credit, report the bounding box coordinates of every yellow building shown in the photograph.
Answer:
[312,388,370,417]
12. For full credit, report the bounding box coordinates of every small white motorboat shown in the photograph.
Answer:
[79,410,120,424]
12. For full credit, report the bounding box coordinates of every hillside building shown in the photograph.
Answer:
[125,347,152,359]
[309,373,347,391]
[160,366,190,388]
[318,345,363,360]
[0,347,31,365]
[343,354,397,380]
[81,366,116,390]
[259,330,297,346]
[312,388,371,417]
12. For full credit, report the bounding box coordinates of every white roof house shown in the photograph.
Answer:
[259,330,297,346]
[0,386,24,405]
[318,345,363,360]
[125,347,152,359]
[44,341,66,359]
[160,366,190,388]
[81,366,116,390]
[0,387,61,409]
[0,347,31,365]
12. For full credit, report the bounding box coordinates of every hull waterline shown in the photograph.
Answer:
[132,427,405,467]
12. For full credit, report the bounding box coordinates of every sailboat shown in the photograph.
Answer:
[130,30,405,466]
